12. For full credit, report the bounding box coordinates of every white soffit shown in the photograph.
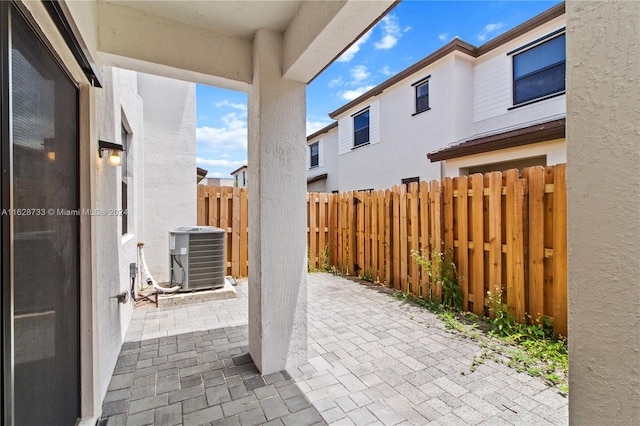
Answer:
[80,0,395,89]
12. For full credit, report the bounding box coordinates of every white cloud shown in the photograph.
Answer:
[350,65,370,83]
[477,23,504,42]
[328,76,343,88]
[337,30,371,62]
[196,112,247,151]
[438,33,450,42]
[374,14,401,50]
[339,85,375,101]
[196,158,246,168]
[380,66,393,76]
[214,100,247,112]
[306,120,333,135]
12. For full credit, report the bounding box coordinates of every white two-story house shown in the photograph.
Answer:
[307,2,566,192]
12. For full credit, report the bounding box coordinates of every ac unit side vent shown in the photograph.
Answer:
[169,226,226,291]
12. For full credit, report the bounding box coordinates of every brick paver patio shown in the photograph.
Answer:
[100,273,568,425]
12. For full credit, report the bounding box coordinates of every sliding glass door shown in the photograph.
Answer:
[2,3,80,424]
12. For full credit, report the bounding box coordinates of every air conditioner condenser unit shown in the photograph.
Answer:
[169,226,226,291]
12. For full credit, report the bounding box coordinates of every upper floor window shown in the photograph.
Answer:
[512,32,566,105]
[415,81,429,113]
[353,109,370,147]
[310,142,319,168]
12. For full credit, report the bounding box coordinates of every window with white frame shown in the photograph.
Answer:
[413,77,430,114]
[353,109,370,147]
[512,31,566,106]
[310,142,319,168]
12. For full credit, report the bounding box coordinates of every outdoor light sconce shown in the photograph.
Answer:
[98,140,124,166]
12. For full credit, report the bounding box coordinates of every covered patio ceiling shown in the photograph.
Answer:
[63,0,398,90]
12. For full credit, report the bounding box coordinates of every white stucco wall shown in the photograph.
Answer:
[567,1,640,424]
[307,127,339,192]
[199,177,234,187]
[94,66,142,399]
[336,56,458,191]
[443,138,566,177]
[137,73,197,283]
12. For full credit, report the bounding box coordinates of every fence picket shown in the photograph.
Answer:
[232,187,241,277]
[371,191,379,281]
[488,172,502,307]
[505,170,525,322]
[455,176,469,310]
[471,174,485,315]
[240,188,248,276]
[419,181,430,296]
[392,186,401,289]
[409,182,419,295]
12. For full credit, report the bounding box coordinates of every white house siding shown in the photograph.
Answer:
[472,17,566,136]
[138,73,197,283]
[451,54,476,143]
[307,127,339,192]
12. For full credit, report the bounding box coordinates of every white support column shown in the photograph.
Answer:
[247,29,308,375]
[567,1,640,424]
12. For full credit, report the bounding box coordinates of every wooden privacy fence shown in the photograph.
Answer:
[197,185,248,278]
[198,164,567,336]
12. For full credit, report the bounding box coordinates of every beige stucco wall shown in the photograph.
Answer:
[566,1,640,424]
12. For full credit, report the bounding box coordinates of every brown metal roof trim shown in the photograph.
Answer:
[427,118,565,162]
[329,39,477,119]
[329,2,565,119]
[230,165,247,175]
[307,121,338,141]
[197,167,208,177]
[477,2,565,56]
[307,173,328,184]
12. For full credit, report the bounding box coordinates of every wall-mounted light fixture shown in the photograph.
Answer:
[98,140,124,166]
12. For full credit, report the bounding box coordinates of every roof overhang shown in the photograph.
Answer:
[58,0,396,90]
[307,122,338,141]
[427,118,566,162]
[230,165,248,176]
[307,173,328,184]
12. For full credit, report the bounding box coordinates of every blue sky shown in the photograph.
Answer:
[196,0,561,178]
